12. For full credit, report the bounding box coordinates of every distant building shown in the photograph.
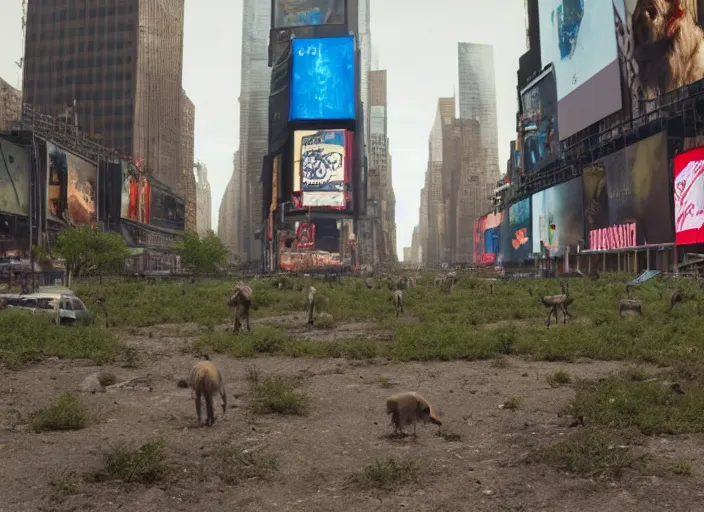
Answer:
[194,162,212,237]
[181,91,197,233]
[238,0,271,261]
[218,151,244,262]
[0,78,21,131]
[23,0,186,197]
[458,42,500,182]
[403,247,411,262]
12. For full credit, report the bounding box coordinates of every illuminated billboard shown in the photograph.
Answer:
[120,161,151,224]
[0,138,30,216]
[293,129,349,208]
[46,142,97,227]
[520,68,559,173]
[290,36,356,121]
[616,1,702,117]
[674,146,704,245]
[506,198,531,262]
[272,0,345,29]
[473,212,503,265]
[583,132,672,250]
[531,177,584,257]
[539,0,622,139]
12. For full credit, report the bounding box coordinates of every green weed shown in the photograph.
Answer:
[245,366,309,415]
[0,311,122,369]
[354,457,418,489]
[94,438,170,484]
[30,393,91,432]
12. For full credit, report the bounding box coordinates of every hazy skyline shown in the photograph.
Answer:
[0,0,526,258]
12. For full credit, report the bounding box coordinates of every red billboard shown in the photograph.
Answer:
[674,146,704,245]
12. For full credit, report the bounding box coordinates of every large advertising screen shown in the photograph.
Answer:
[273,0,345,29]
[0,138,30,216]
[616,1,701,117]
[531,177,584,257]
[506,198,531,262]
[290,36,356,121]
[293,129,350,208]
[473,212,503,265]
[46,142,97,227]
[674,146,704,245]
[120,161,151,224]
[583,132,672,250]
[520,68,559,173]
[539,0,622,139]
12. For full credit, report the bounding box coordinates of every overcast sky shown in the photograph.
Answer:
[0,0,526,258]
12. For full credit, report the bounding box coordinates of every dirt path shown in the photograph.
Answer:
[1,330,703,511]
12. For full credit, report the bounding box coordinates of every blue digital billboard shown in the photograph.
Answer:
[290,36,356,121]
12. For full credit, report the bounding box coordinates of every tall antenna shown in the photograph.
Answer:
[16,0,27,89]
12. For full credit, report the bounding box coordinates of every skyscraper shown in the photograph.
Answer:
[218,151,243,262]
[181,90,197,233]
[22,0,186,196]
[194,162,212,237]
[0,78,21,132]
[238,0,271,261]
[457,42,500,182]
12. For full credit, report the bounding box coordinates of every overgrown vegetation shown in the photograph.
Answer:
[171,230,228,274]
[30,393,91,432]
[245,365,309,416]
[53,227,131,285]
[94,438,170,484]
[98,372,117,387]
[526,428,649,480]
[354,457,419,489]
[547,370,572,387]
[213,444,278,484]
[0,310,122,369]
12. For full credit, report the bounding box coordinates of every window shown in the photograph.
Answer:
[72,299,86,311]
[61,299,73,311]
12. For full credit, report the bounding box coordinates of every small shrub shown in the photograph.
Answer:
[355,457,418,489]
[95,438,170,484]
[502,397,521,411]
[668,459,693,476]
[379,376,393,388]
[122,346,140,368]
[215,445,277,484]
[526,428,648,479]
[491,357,511,369]
[50,470,83,499]
[547,370,572,387]
[30,393,91,432]
[246,365,308,416]
[98,372,117,387]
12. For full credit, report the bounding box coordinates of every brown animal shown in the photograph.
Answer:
[188,360,227,426]
[632,0,704,99]
[228,282,252,332]
[669,289,683,311]
[393,289,404,317]
[386,391,442,437]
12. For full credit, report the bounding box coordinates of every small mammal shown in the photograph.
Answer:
[188,360,227,426]
[386,391,442,437]
[228,282,252,332]
[393,289,404,317]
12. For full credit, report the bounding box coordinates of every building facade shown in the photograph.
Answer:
[458,42,500,182]
[0,78,21,131]
[22,0,186,197]
[218,150,243,262]
[180,90,196,233]
[194,161,211,237]
[238,0,270,261]
[415,98,493,265]
[365,69,397,264]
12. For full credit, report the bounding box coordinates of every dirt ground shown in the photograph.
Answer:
[2,321,704,512]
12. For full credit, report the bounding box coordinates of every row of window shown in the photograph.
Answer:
[36,3,135,22]
[31,20,134,40]
[29,36,133,52]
